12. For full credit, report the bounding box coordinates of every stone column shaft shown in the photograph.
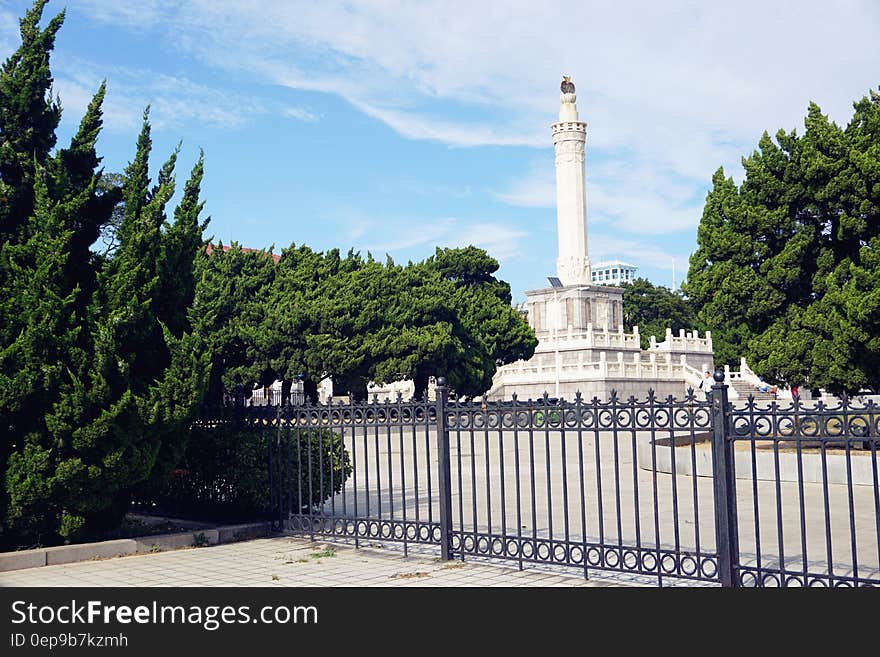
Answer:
[552,90,590,286]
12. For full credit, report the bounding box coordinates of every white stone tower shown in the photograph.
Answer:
[552,76,590,286]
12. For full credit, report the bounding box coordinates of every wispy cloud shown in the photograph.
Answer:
[53,58,267,132]
[355,217,527,263]
[589,233,691,284]
[65,1,880,250]
[363,218,457,254]
[282,106,319,122]
[493,161,555,208]
[345,97,543,148]
[495,156,705,235]
[346,221,370,241]
[447,223,528,261]
[73,1,880,153]
[397,178,472,200]
[73,0,172,28]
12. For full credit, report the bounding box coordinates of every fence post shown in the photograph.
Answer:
[710,369,740,587]
[275,404,284,533]
[435,377,454,561]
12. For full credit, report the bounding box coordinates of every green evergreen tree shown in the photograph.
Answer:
[686,88,880,394]
[194,242,276,404]
[4,109,210,544]
[619,278,696,350]
[0,0,63,243]
[368,258,461,400]
[425,247,537,397]
[263,244,335,402]
[309,250,385,401]
[209,244,535,404]
[0,162,83,540]
[156,152,206,337]
[1,2,211,543]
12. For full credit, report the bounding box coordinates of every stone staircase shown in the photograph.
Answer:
[730,378,776,402]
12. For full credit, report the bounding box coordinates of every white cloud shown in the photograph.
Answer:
[400,179,472,200]
[446,223,528,261]
[345,97,544,148]
[70,1,880,235]
[72,0,172,28]
[493,163,556,208]
[589,234,683,270]
[53,59,267,132]
[346,221,369,241]
[495,156,705,235]
[363,218,457,253]
[67,2,880,145]
[282,106,319,122]
[355,217,527,263]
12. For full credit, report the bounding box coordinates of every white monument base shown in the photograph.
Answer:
[487,283,714,401]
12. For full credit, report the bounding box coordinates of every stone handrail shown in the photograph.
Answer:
[722,357,763,388]
[648,327,713,354]
[681,363,705,389]
[533,323,641,349]
[493,353,698,384]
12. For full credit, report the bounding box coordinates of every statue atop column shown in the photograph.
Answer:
[552,76,589,285]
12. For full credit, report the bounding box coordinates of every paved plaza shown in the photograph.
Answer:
[308,426,880,581]
[0,536,623,588]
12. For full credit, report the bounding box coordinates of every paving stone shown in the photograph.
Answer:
[0,536,626,587]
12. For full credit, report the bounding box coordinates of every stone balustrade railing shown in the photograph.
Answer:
[648,327,713,353]
[534,322,641,349]
[494,352,706,384]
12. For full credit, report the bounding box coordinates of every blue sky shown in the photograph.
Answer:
[2,1,879,302]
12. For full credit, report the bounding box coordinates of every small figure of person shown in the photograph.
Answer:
[699,370,713,399]
[790,384,800,401]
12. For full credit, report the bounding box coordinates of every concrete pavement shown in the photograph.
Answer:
[0,536,624,587]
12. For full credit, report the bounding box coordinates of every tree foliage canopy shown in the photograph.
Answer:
[0,0,535,546]
[619,278,696,350]
[0,1,209,545]
[686,88,880,394]
[198,245,537,402]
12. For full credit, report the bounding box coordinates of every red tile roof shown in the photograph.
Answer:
[205,243,280,263]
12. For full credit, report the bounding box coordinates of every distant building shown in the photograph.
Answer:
[590,259,637,285]
[205,242,280,263]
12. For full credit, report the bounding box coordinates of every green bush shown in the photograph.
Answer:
[140,417,351,522]
[533,409,562,426]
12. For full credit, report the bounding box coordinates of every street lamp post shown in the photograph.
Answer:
[553,288,560,397]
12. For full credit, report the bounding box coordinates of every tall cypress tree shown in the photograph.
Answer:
[4,111,211,544]
[0,162,83,538]
[0,0,63,243]
[156,152,207,337]
[687,88,880,394]
[263,244,329,402]
[1,2,211,544]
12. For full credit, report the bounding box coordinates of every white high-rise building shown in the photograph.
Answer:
[591,260,638,285]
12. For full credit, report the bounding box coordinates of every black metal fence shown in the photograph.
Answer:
[269,399,441,553]
[222,374,880,587]
[728,392,879,587]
